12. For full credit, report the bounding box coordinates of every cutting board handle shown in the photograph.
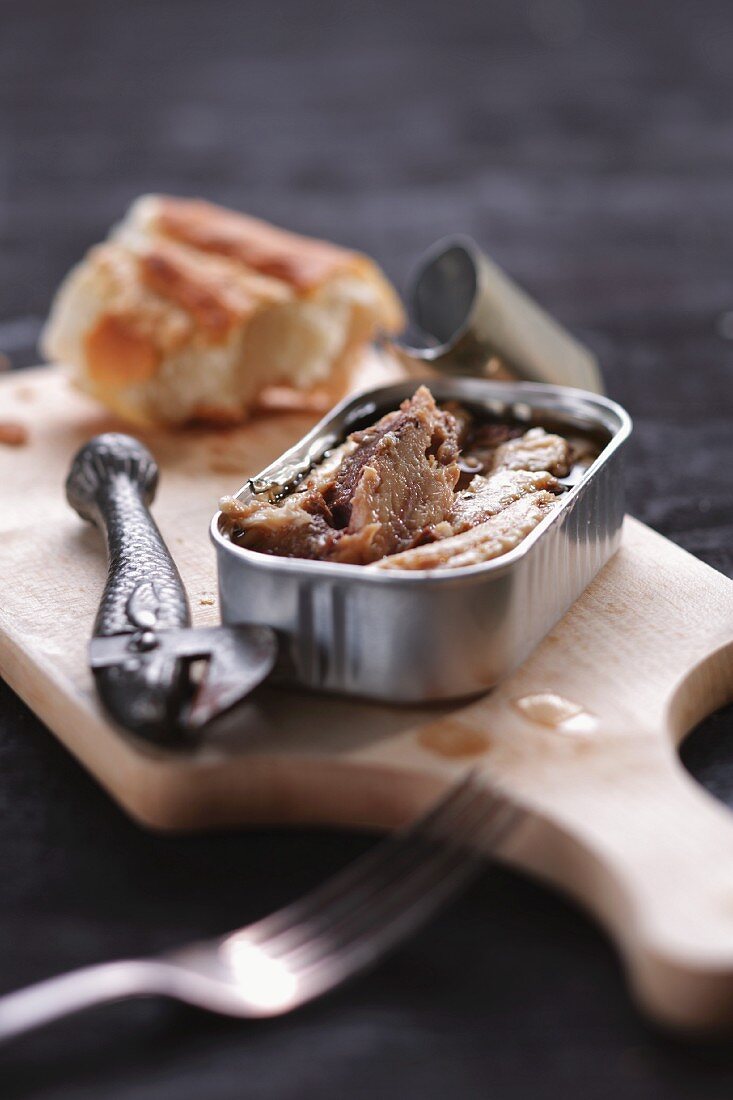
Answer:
[502,642,733,1032]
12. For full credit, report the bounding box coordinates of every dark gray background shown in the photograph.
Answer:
[1,0,732,1096]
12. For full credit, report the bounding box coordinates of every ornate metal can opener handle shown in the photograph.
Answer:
[66,433,277,745]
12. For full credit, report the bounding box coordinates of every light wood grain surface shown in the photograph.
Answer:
[1,365,732,1029]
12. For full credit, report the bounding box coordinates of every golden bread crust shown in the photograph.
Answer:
[154,197,360,290]
[136,238,289,339]
[42,195,405,426]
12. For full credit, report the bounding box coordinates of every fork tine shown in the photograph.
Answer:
[211,777,519,1014]
[297,849,497,1000]
[297,805,521,1000]
[235,771,488,951]
[259,779,509,963]
[276,795,520,977]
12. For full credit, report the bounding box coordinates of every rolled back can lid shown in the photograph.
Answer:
[391,236,603,395]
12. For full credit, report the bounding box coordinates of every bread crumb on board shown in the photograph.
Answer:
[199,594,216,606]
[0,421,29,446]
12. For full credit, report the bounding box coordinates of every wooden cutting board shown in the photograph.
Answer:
[1,363,732,1031]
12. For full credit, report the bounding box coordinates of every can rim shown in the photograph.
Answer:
[210,376,631,587]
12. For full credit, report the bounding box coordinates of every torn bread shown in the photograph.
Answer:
[41,196,405,426]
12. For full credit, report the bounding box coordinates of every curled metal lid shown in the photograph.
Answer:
[390,236,603,395]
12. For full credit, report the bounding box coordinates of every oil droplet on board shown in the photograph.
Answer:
[513,692,597,734]
[418,720,491,759]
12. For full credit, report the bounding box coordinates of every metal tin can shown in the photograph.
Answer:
[211,377,631,703]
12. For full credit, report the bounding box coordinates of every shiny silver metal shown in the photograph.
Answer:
[0,774,521,1040]
[392,236,604,394]
[211,376,631,703]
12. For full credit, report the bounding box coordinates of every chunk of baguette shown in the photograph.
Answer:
[42,195,404,426]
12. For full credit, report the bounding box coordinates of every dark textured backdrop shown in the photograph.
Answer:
[1,1,732,1097]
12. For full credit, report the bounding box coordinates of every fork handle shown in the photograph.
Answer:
[0,960,173,1043]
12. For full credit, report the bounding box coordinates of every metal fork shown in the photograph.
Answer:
[0,773,521,1041]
